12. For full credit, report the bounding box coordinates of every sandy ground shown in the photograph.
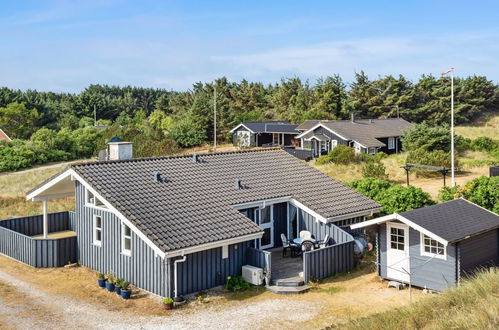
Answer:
[0,255,421,330]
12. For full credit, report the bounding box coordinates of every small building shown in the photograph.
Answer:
[4,148,381,298]
[0,128,12,142]
[295,117,413,157]
[230,121,299,147]
[352,198,499,291]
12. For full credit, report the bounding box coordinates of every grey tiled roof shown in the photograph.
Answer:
[239,121,299,134]
[400,198,499,243]
[71,149,379,253]
[301,118,413,147]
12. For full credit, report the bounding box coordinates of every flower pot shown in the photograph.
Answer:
[163,302,173,310]
[105,282,115,292]
[98,278,107,288]
[121,289,132,300]
[115,286,122,295]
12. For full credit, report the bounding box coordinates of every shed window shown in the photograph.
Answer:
[93,215,102,246]
[222,245,229,259]
[390,227,405,250]
[86,188,107,209]
[121,223,132,256]
[388,137,395,150]
[421,234,446,259]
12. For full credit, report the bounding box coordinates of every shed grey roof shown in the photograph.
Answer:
[400,198,499,243]
[236,121,299,134]
[300,118,413,148]
[69,149,379,253]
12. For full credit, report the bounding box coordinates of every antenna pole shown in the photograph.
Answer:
[213,85,217,153]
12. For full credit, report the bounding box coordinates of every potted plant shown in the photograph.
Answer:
[105,272,116,292]
[120,281,132,299]
[163,297,174,310]
[97,272,107,288]
[115,278,124,295]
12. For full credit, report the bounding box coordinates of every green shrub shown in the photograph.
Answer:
[168,119,206,148]
[402,123,469,153]
[316,145,355,165]
[163,297,173,304]
[361,159,388,179]
[471,136,498,152]
[225,275,251,292]
[405,148,457,177]
[438,176,499,213]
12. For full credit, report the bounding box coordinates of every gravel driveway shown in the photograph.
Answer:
[0,271,321,329]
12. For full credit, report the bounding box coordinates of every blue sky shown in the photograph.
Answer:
[1,0,499,92]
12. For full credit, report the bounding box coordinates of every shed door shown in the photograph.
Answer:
[386,222,410,283]
[237,131,250,147]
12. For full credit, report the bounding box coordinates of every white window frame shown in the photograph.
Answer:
[85,188,107,210]
[388,137,395,150]
[93,215,102,246]
[222,245,229,259]
[121,223,132,256]
[331,140,338,149]
[420,233,446,260]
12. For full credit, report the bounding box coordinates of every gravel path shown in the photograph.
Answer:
[0,271,321,329]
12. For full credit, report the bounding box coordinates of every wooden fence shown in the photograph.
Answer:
[303,240,355,282]
[246,247,272,272]
[0,212,77,267]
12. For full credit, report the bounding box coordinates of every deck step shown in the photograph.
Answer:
[266,285,311,295]
[271,279,305,287]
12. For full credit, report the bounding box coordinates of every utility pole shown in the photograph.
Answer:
[441,68,455,186]
[213,86,217,152]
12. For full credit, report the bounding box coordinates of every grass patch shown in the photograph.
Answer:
[329,270,499,330]
[456,114,499,139]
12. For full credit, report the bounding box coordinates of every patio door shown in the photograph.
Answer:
[386,222,410,283]
[259,205,274,249]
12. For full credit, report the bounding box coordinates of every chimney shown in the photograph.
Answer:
[154,171,162,183]
[351,113,355,122]
[107,141,133,160]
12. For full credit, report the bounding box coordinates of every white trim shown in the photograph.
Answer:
[289,199,328,223]
[27,170,73,201]
[32,192,74,201]
[232,196,292,210]
[386,222,410,283]
[165,232,263,257]
[222,245,229,259]
[295,123,350,141]
[121,222,132,256]
[351,213,448,246]
[326,209,379,222]
[229,123,255,134]
[388,137,395,150]
[420,233,446,260]
[259,204,274,249]
[93,215,102,247]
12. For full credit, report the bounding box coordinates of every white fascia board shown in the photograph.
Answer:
[288,199,328,223]
[32,192,75,201]
[326,208,380,222]
[231,196,292,210]
[27,169,73,201]
[351,213,448,245]
[295,123,350,141]
[165,232,263,258]
[229,124,255,134]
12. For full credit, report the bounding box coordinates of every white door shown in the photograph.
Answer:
[259,205,274,249]
[386,222,410,283]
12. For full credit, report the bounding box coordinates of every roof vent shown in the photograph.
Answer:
[235,179,242,189]
[351,113,355,122]
[154,171,163,183]
[192,153,200,163]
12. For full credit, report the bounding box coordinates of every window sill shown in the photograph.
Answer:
[121,251,131,257]
[93,242,102,247]
[420,252,446,260]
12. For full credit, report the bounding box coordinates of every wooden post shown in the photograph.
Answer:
[42,200,48,239]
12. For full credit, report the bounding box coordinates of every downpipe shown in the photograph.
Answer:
[174,252,187,298]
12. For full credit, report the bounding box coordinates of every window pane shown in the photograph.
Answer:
[260,206,271,224]
[124,238,131,250]
[391,228,397,235]
[261,228,271,246]
[96,230,101,241]
[391,242,397,249]
[424,246,431,253]
[96,217,101,228]
[399,236,404,244]
[124,225,131,237]
[95,197,105,207]
[87,191,94,204]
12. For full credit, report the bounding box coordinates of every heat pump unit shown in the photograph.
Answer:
[241,265,264,285]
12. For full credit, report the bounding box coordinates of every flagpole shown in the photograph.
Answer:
[213,86,217,153]
[441,68,456,187]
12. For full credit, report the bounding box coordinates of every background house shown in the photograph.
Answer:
[296,117,413,157]
[230,121,299,147]
[14,148,379,298]
[352,198,499,291]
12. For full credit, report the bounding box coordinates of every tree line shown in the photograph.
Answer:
[1,72,498,142]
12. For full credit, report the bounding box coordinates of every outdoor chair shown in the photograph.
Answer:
[281,233,299,257]
[301,240,315,255]
[318,234,331,248]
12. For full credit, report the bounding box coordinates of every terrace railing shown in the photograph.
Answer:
[303,240,355,282]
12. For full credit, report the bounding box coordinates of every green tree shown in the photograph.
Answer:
[0,102,42,139]
[168,119,206,147]
[439,176,499,213]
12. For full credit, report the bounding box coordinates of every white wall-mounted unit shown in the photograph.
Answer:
[241,265,264,285]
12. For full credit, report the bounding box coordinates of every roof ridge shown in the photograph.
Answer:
[72,147,285,167]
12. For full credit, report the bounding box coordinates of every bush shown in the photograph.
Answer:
[471,136,498,152]
[168,119,206,148]
[348,178,434,214]
[225,275,251,292]
[361,159,388,179]
[316,145,355,165]
[438,176,499,213]
[402,123,469,153]
[406,148,457,177]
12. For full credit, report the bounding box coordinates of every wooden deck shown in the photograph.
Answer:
[32,230,77,239]
[268,247,304,285]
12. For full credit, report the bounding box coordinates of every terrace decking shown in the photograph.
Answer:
[269,248,304,285]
